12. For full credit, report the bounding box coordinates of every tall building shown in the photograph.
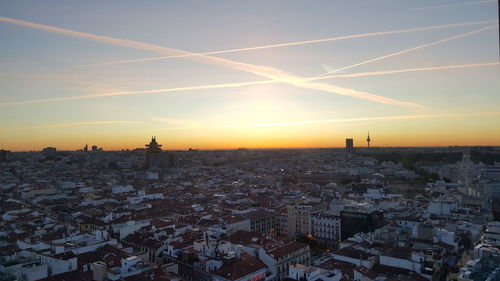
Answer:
[145,136,162,153]
[366,131,371,148]
[145,137,178,169]
[340,208,384,240]
[0,150,8,162]
[460,149,472,191]
[345,138,354,153]
[287,202,327,238]
[242,209,278,235]
[311,212,341,242]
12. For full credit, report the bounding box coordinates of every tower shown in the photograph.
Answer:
[366,131,371,148]
[145,136,162,153]
[345,138,354,153]
[0,150,7,162]
[461,149,473,194]
[145,136,178,169]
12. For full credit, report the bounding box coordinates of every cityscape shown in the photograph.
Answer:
[1,1,500,281]
[2,137,500,281]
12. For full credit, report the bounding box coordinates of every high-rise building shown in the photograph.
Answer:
[145,136,162,153]
[460,150,472,190]
[345,138,354,153]
[242,209,278,235]
[145,137,178,169]
[340,208,384,240]
[311,212,341,241]
[0,150,8,162]
[287,202,327,238]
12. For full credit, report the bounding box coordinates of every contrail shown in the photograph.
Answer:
[149,111,500,131]
[0,80,275,107]
[0,17,497,108]
[315,25,498,77]
[1,62,497,107]
[151,117,199,127]
[0,17,423,108]
[313,62,500,80]
[411,0,496,11]
[1,120,143,132]
[78,19,497,67]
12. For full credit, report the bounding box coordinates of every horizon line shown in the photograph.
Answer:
[4,144,500,153]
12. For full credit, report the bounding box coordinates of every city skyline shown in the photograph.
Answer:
[1,0,499,151]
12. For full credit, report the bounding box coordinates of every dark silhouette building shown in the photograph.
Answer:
[345,138,354,153]
[146,136,162,153]
[0,150,8,162]
[145,137,178,169]
[41,147,56,155]
[340,209,384,240]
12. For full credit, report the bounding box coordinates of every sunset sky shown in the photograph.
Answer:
[0,0,499,151]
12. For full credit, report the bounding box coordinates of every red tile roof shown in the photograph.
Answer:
[268,242,309,259]
[213,253,266,281]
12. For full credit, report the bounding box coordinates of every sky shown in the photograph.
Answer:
[0,0,499,151]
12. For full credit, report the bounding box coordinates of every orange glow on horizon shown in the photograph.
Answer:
[3,112,499,151]
[3,132,500,152]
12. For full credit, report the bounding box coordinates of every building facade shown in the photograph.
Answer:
[311,212,341,241]
[340,209,384,240]
[286,203,327,238]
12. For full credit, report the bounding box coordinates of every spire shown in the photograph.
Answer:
[146,136,162,152]
[367,131,371,148]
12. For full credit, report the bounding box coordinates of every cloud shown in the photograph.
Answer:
[0,62,497,107]
[1,120,143,132]
[410,0,496,11]
[77,19,497,67]
[149,112,500,131]
[0,16,422,108]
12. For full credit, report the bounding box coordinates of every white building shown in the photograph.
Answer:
[328,199,351,216]
[115,220,151,240]
[311,212,341,241]
[0,257,48,281]
[127,190,164,204]
[428,199,457,216]
[288,264,342,281]
[98,255,153,280]
[483,221,500,246]
[479,181,500,198]
[221,216,251,235]
[112,185,134,194]
[18,231,117,255]
[37,252,77,277]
